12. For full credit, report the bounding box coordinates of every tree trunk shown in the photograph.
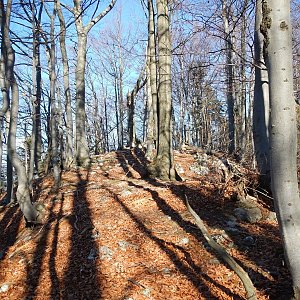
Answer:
[75,32,90,166]
[72,0,117,165]
[222,0,235,154]
[146,0,158,157]
[0,2,13,203]
[253,0,270,186]
[1,0,38,221]
[151,0,175,180]
[265,0,300,297]
[127,69,146,147]
[56,0,73,169]
[49,8,61,188]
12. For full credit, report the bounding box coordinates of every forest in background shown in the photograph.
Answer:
[1,0,300,298]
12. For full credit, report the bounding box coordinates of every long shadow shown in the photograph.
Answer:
[61,165,101,299]
[0,204,22,261]
[49,193,65,297]
[107,187,243,299]
[169,182,293,299]
[112,149,291,298]
[115,149,149,178]
[24,197,57,299]
[124,177,292,299]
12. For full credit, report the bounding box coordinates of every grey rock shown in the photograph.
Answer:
[179,237,189,245]
[234,208,248,221]
[243,236,256,246]
[142,288,151,297]
[226,220,237,228]
[162,268,171,274]
[0,284,9,293]
[224,227,240,233]
[245,207,262,223]
[99,246,113,260]
[267,211,278,222]
[87,248,98,260]
[234,207,262,223]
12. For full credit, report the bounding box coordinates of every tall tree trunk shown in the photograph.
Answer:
[0,3,13,203]
[1,0,38,221]
[151,0,175,180]
[72,0,117,166]
[253,0,270,186]
[56,0,73,169]
[146,0,158,157]
[74,31,90,165]
[127,69,146,147]
[265,0,300,298]
[222,0,235,154]
[239,1,247,157]
[48,8,61,188]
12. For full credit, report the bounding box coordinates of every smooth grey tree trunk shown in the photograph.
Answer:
[72,0,117,166]
[56,0,74,169]
[1,0,38,221]
[146,0,158,158]
[48,7,61,188]
[253,0,270,186]
[152,0,175,180]
[127,69,146,147]
[0,0,13,203]
[20,0,43,186]
[265,0,300,298]
[222,0,235,154]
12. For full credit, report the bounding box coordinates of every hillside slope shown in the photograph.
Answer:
[0,149,292,299]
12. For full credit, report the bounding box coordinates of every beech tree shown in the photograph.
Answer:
[71,0,117,166]
[253,0,270,186]
[145,0,158,158]
[149,0,175,180]
[265,0,300,297]
[0,0,39,221]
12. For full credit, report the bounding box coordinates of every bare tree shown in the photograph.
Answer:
[149,0,175,180]
[56,0,74,169]
[265,0,300,297]
[0,0,39,221]
[72,0,117,166]
[253,0,270,186]
[145,0,158,158]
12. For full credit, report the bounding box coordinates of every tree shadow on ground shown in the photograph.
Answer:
[24,197,56,299]
[115,149,149,178]
[0,204,22,261]
[114,149,292,299]
[170,183,292,299]
[106,187,242,299]
[23,165,101,299]
[61,165,101,299]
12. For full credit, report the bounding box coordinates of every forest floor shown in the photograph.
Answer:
[0,149,293,300]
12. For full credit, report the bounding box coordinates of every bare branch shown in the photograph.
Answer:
[185,195,257,300]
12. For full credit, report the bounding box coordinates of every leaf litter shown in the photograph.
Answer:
[0,149,292,299]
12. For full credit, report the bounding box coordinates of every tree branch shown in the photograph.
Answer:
[185,195,257,300]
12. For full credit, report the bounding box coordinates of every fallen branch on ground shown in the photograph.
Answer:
[185,195,257,300]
